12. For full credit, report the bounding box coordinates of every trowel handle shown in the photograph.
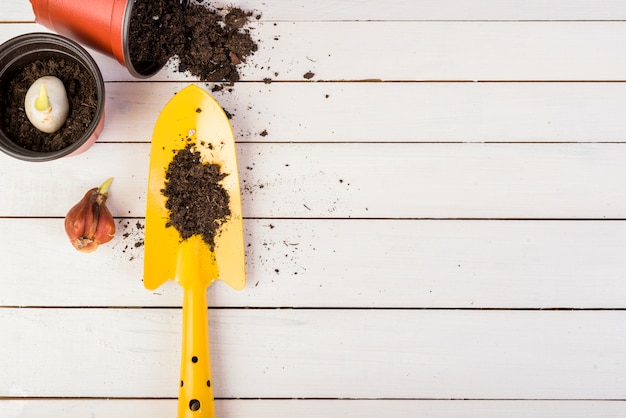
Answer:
[178,281,215,418]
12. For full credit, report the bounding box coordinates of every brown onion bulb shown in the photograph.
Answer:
[65,178,115,252]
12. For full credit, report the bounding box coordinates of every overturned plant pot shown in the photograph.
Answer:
[30,0,259,82]
[0,33,105,162]
[30,0,168,78]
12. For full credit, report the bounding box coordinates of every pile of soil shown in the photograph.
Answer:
[162,142,231,249]
[1,58,98,152]
[128,0,258,82]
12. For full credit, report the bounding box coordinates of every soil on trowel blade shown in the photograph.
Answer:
[1,58,98,152]
[162,142,231,250]
[128,0,258,82]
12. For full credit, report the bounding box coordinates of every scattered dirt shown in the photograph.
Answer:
[128,0,259,82]
[162,142,231,250]
[117,219,146,261]
[1,58,98,152]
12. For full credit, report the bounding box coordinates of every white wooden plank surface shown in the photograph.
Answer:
[3,399,626,418]
[102,81,626,143]
[2,1,626,417]
[4,22,626,81]
[6,1,626,22]
[2,143,626,219]
[2,309,626,399]
[0,399,626,418]
[1,219,626,309]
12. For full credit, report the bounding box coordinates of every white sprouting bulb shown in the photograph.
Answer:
[24,76,70,133]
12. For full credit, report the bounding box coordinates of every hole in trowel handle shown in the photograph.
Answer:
[189,399,201,411]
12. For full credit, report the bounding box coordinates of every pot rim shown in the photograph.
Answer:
[0,32,106,162]
[120,0,164,78]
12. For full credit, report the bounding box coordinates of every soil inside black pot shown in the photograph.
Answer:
[128,0,258,82]
[1,58,97,152]
[162,142,231,250]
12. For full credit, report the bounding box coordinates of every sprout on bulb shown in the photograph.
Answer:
[65,177,116,253]
[24,76,69,133]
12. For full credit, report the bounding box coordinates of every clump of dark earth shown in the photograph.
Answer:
[128,0,259,82]
[162,142,231,250]
[1,58,98,152]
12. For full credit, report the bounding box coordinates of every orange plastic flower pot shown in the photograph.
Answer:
[30,0,162,78]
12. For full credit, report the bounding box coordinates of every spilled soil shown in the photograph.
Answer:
[128,0,259,81]
[162,142,231,250]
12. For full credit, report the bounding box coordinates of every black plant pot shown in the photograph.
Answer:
[0,33,105,162]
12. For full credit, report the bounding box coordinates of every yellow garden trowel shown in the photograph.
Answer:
[144,85,246,418]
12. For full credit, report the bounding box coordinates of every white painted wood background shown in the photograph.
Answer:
[2,1,626,417]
